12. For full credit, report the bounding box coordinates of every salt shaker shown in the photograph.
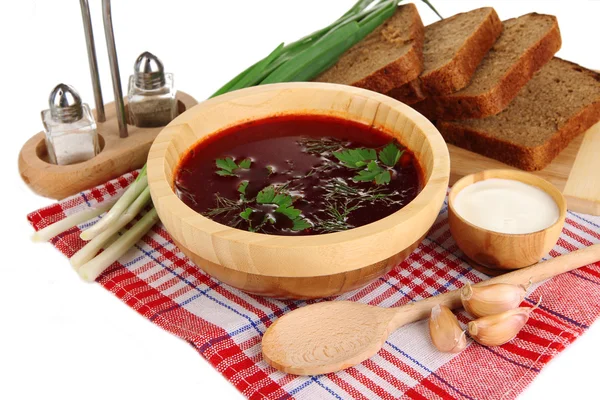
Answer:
[41,84,100,165]
[127,52,178,127]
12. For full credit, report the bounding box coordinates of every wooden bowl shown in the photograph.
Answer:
[448,169,567,273]
[147,82,450,299]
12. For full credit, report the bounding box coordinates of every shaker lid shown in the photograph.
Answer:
[134,51,166,90]
[49,84,83,123]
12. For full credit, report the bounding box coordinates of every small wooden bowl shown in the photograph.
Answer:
[147,82,450,299]
[448,169,567,273]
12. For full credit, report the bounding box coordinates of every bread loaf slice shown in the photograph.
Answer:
[415,13,561,120]
[437,58,600,171]
[387,7,502,105]
[315,3,424,94]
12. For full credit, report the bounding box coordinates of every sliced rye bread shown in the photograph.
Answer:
[315,3,424,94]
[387,7,502,105]
[437,58,600,171]
[387,79,426,105]
[414,13,562,120]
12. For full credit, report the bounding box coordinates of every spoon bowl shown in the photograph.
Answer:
[262,301,397,375]
[262,244,600,375]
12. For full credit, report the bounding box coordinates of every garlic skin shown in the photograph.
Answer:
[429,304,467,353]
[461,282,527,318]
[467,300,540,346]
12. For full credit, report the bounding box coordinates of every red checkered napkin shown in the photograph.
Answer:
[28,171,600,400]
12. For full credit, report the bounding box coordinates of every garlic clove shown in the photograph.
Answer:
[461,282,528,318]
[429,304,467,353]
[467,297,541,347]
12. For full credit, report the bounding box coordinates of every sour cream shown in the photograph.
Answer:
[453,178,559,234]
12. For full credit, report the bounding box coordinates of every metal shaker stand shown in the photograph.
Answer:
[18,0,197,200]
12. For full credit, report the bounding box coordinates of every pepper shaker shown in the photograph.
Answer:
[41,84,100,165]
[127,51,178,127]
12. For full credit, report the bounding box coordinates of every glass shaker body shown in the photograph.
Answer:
[42,103,100,165]
[127,73,177,128]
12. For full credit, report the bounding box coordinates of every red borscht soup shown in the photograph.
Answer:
[174,114,423,236]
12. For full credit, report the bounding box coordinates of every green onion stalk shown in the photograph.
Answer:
[35,0,441,282]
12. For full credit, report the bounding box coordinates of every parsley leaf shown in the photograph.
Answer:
[354,160,382,181]
[333,148,377,169]
[256,186,276,204]
[216,157,238,173]
[238,158,252,169]
[256,185,310,231]
[292,218,312,231]
[216,157,252,177]
[238,181,248,195]
[257,186,295,208]
[353,161,391,185]
[375,170,391,185]
[273,193,293,208]
[239,208,253,220]
[379,143,403,167]
[276,205,301,220]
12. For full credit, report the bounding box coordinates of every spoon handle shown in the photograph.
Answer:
[389,243,600,330]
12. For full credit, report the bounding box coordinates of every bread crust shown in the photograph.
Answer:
[353,39,424,93]
[352,4,424,93]
[387,79,425,105]
[437,98,600,171]
[387,8,502,104]
[422,8,503,96]
[316,3,425,94]
[415,14,562,120]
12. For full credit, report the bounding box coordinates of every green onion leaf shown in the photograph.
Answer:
[282,0,377,56]
[228,43,286,92]
[354,0,398,40]
[261,22,360,84]
[420,0,443,20]
[210,62,259,98]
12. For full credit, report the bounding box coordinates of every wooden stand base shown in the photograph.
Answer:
[18,91,197,199]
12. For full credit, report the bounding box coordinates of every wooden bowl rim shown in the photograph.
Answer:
[148,82,449,251]
[448,169,567,238]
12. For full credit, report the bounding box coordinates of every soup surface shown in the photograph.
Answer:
[174,114,423,236]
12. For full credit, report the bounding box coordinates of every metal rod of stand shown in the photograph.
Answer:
[102,0,128,138]
[79,0,105,122]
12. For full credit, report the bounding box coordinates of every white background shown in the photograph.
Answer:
[1,1,599,399]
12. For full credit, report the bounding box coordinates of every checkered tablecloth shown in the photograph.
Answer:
[27,171,600,400]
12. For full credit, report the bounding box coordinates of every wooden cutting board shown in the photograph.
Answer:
[448,121,600,216]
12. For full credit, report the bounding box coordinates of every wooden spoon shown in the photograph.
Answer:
[262,243,600,376]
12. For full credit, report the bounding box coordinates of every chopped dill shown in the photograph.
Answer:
[297,137,346,155]
[183,135,417,235]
